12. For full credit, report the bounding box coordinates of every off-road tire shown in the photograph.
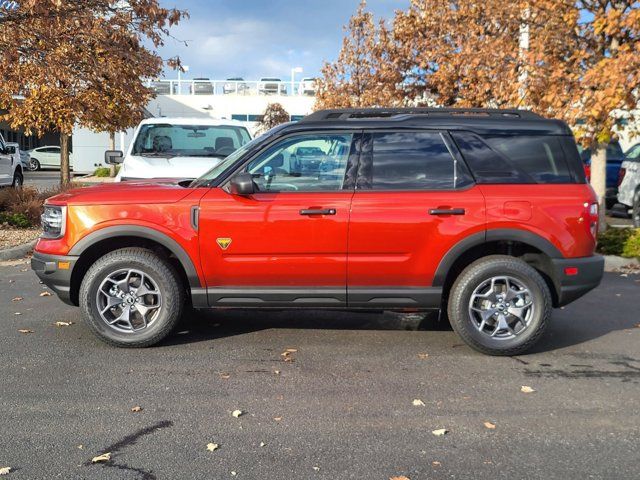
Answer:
[79,247,185,348]
[447,255,551,356]
[12,169,23,188]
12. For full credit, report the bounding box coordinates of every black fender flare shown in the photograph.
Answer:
[432,228,563,287]
[68,225,202,288]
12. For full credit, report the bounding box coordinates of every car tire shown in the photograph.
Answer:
[633,189,640,228]
[29,158,40,171]
[11,170,23,188]
[79,247,185,348]
[447,255,551,356]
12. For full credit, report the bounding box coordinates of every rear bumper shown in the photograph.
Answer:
[30,251,78,306]
[551,255,604,307]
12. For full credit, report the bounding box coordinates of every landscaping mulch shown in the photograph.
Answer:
[0,228,41,250]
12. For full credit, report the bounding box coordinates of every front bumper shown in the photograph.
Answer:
[31,251,78,306]
[551,255,604,307]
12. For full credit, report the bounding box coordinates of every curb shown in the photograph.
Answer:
[0,240,37,261]
[604,255,640,272]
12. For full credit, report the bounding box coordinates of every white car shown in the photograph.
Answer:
[258,77,286,95]
[27,145,74,171]
[110,117,252,182]
[0,135,24,188]
[299,77,317,96]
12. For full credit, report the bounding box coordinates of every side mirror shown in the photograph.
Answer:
[105,150,124,165]
[5,146,16,154]
[229,172,255,195]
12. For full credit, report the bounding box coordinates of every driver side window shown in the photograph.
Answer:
[245,133,353,192]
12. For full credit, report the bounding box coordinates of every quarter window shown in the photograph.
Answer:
[364,131,473,190]
[245,133,353,192]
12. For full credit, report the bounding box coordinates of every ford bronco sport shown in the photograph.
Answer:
[31,108,604,355]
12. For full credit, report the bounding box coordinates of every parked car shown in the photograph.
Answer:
[0,135,24,188]
[109,117,252,182]
[150,80,174,95]
[191,78,214,95]
[32,108,604,355]
[258,77,286,95]
[617,142,640,226]
[5,142,26,171]
[578,141,625,209]
[26,145,73,171]
[299,77,317,96]
[223,77,249,95]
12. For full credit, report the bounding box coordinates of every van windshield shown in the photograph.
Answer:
[132,124,251,159]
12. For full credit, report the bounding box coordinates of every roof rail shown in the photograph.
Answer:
[301,107,542,122]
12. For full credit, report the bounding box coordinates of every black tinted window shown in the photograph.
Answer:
[453,132,575,184]
[368,132,473,190]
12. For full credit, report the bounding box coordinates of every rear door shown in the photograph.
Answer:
[347,130,486,308]
[0,136,11,183]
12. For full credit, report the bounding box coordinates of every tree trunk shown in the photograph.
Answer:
[590,144,607,232]
[60,133,71,186]
[109,132,116,178]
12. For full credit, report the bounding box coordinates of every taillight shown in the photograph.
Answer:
[586,202,598,239]
[584,164,591,181]
[618,167,626,186]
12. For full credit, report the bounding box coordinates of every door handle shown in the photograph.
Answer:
[429,208,466,216]
[299,208,336,216]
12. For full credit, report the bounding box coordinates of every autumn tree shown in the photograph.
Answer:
[0,0,186,185]
[315,0,399,109]
[257,103,291,134]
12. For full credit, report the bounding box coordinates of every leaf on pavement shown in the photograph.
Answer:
[206,443,219,451]
[40,291,52,297]
[232,409,244,418]
[281,348,297,362]
[390,476,410,480]
[274,416,282,421]
[521,386,536,393]
[11,297,23,302]
[432,428,448,436]
[412,399,425,407]
[18,329,33,334]
[14,312,22,316]
[484,421,496,429]
[219,373,231,380]
[417,353,429,359]
[131,406,142,412]
[54,321,73,327]
[0,467,11,476]
[432,461,441,466]
[91,452,111,463]
[259,442,266,447]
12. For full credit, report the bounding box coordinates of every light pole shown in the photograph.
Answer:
[291,66,303,96]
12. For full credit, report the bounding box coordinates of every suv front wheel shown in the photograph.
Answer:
[448,255,551,356]
[79,247,185,347]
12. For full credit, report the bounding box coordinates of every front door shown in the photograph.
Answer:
[198,131,359,307]
[0,138,12,183]
[347,130,486,308]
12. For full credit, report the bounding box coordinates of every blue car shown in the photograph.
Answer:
[578,141,625,209]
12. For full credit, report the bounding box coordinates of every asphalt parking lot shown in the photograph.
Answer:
[0,258,639,479]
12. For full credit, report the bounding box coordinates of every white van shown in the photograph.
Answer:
[110,118,252,182]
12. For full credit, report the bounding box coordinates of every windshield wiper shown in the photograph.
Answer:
[137,152,174,158]
[188,153,227,158]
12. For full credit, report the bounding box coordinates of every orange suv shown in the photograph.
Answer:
[31,108,604,355]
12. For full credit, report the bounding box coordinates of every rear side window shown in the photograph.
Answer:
[362,131,473,190]
[452,132,577,184]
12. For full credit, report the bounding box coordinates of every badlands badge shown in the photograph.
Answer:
[216,238,232,250]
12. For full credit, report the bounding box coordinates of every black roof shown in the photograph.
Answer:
[295,108,571,135]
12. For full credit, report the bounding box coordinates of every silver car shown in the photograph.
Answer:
[617,143,640,226]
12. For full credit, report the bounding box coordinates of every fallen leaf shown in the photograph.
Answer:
[432,428,448,436]
[274,370,280,375]
[14,312,22,316]
[54,321,73,327]
[521,386,536,393]
[40,291,52,297]
[219,373,230,379]
[259,442,266,447]
[18,329,33,334]
[91,452,111,463]
[131,406,142,412]
[390,476,410,480]
[0,467,11,476]
[77,445,83,449]
[484,421,496,429]
[274,416,282,421]
[280,348,298,362]
[412,399,426,407]
[616,293,622,297]
[231,472,237,476]
[11,297,23,302]
[232,409,243,418]
[206,443,219,451]
[417,353,429,359]
[313,466,320,472]
[432,461,441,466]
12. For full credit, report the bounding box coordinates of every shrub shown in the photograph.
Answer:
[94,167,111,177]
[0,212,31,228]
[596,227,634,256]
[0,185,70,228]
[622,229,640,259]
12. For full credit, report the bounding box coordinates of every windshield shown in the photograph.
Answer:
[190,123,292,188]
[132,124,251,159]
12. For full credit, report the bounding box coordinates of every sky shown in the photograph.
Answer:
[157,0,409,81]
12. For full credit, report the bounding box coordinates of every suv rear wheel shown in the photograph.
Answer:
[447,255,551,356]
[79,247,185,347]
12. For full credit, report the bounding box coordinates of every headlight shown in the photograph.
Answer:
[41,205,67,239]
